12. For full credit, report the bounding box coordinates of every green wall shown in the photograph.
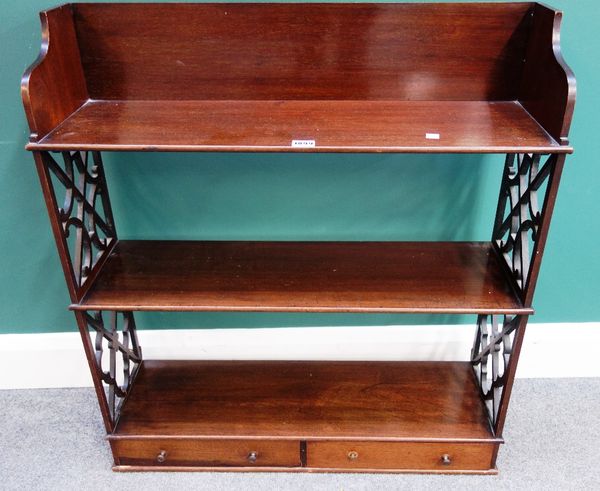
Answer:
[1,0,598,334]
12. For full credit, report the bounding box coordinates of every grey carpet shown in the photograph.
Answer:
[1,378,599,490]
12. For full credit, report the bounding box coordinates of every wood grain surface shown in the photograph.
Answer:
[113,439,301,467]
[29,99,566,153]
[22,3,575,151]
[112,360,497,441]
[73,240,531,314]
[72,2,531,101]
[307,441,495,471]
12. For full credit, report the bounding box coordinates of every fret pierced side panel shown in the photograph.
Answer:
[84,311,142,424]
[471,314,521,430]
[41,151,116,296]
[493,153,556,299]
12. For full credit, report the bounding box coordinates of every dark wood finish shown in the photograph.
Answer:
[22,2,576,475]
[307,441,495,471]
[520,154,566,307]
[22,2,574,152]
[33,150,116,433]
[112,438,497,472]
[21,4,87,141]
[28,100,567,153]
[33,152,79,302]
[486,314,529,466]
[112,360,497,442]
[72,2,531,102]
[519,4,577,145]
[111,465,497,474]
[491,154,564,307]
[73,240,531,314]
[34,151,118,302]
[486,153,565,467]
[112,439,301,468]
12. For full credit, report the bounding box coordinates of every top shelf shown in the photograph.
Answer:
[28,99,566,153]
[22,3,575,153]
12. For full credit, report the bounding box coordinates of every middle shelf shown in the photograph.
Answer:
[72,240,529,314]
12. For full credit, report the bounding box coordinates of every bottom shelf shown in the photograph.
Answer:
[110,360,500,473]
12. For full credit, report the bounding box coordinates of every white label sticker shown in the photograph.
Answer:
[425,133,441,140]
[292,140,316,148]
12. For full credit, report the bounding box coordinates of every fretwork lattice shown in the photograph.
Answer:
[84,310,142,423]
[493,153,557,298]
[42,151,116,292]
[471,314,522,430]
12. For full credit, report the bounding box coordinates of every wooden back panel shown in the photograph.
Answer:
[72,2,533,101]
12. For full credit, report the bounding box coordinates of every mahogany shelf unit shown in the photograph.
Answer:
[22,2,575,474]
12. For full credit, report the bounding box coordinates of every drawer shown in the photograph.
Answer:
[306,441,496,471]
[112,438,301,468]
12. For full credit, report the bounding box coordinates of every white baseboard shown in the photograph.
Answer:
[1,323,599,389]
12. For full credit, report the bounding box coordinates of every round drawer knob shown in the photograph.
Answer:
[347,450,359,461]
[247,451,258,463]
[441,454,452,465]
[157,450,167,463]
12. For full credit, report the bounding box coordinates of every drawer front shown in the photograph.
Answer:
[307,441,496,471]
[112,439,300,468]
